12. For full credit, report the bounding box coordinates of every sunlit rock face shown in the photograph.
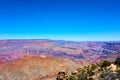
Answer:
[0,55,78,80]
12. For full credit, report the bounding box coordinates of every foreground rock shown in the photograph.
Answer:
[59,59,120,80]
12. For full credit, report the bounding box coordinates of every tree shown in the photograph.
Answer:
[114,57,120,66]
[101,61,111,68]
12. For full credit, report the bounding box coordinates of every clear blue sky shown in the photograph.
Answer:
[0,0,120,41]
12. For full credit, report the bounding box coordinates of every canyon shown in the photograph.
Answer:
[0,40,120,80]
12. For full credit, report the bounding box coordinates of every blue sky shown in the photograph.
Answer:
[0,0,120,41]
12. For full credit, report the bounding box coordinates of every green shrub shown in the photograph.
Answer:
[69,76,76,80]
[101,61,111,68]
[88,72,95,76]
[91,64,97,70]
[114,58,120,66]
[88,77,94,80]
[78,74,87,80]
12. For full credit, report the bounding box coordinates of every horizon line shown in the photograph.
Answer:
[0,38,120,42]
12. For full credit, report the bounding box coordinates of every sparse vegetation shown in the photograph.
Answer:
[115,57,120,66]
[69,76,76,80]
[101,60,111,68]
[57,59,120,80]
[88,77,94,80]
